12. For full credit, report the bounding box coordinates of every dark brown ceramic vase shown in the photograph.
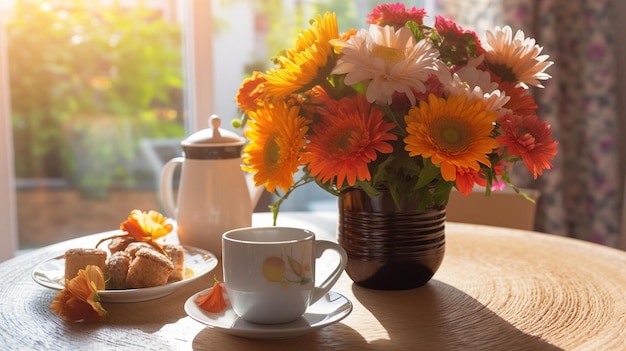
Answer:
[338,187,446,290]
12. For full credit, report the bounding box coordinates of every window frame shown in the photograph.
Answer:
[181,0,214,133]
[0,7,18,260]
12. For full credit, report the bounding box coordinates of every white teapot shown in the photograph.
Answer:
[160,115,264,256]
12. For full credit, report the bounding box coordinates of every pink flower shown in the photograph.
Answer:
[366,3,426,29]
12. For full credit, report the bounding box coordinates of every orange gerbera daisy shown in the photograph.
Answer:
[120,209,173,242]
[243,102,309,193]
[300,94,397,187]
[236,71,267,113]
[404,94,499,181]
[496,111,558,179]
[50,265,107,322]
[263,12,338,101]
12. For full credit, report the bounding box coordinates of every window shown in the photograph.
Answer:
[2,0,199,252]
[1,0,431,256]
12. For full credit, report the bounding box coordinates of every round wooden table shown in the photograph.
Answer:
[1,212,625,350]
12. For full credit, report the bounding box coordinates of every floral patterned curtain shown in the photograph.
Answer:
[436,0,624,249]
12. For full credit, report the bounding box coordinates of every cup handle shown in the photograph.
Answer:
[159,157,184,218]
[310,240,348,304]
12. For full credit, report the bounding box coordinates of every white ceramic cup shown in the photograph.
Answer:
[222,227,347,324]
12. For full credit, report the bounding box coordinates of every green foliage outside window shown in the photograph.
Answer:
[7,0,184,197]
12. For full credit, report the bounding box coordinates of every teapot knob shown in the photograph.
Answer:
[182,114,243,146]
[210,114,222,139]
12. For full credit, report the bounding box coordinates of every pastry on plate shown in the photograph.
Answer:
[106,251,132,289]
[163,244,185,282]
[108,236,135,254]
[124,242,156,257]
[125,248,174,288]
[64,248,107,279]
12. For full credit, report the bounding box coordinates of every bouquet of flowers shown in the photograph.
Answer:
[235,3,557,217]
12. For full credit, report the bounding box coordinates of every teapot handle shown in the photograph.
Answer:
[159,157,184,218]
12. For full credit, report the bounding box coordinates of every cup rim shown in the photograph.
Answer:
[223,226,315,244]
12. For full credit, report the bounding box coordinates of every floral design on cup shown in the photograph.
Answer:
[262,254,311,287]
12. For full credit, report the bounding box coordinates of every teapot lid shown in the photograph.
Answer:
[181,115,245,160]
[183,115,245,146]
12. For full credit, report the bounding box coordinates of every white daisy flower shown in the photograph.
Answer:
[331,24,440,105]
[483,25,553,88]
[445,63,510,111]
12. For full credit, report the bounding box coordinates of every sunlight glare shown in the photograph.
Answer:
[40,2,52,12]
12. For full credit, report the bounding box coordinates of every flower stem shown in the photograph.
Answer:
[269,175,318,225]
[381,104,407,137]
[318,77,342,100]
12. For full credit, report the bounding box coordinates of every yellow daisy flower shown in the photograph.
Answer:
[243,102,309,193]
[263,12,339,101]
[483,26,553,87]
[404,94,499,181]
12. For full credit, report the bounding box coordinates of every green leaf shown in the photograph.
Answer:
[415,186,434,211]
[415,158,441,189]
[405,21,425,41]
[355,180,379,198]
[433,181,454,205]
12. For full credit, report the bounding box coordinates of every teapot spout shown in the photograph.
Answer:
[246,173,266,209]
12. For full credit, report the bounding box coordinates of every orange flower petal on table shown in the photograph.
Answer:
[120,209,173,242]
[50,265,107,322]
[196,278,229,313]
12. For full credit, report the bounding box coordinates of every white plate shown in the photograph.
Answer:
[32,245,218,303]
[184,288,352,339]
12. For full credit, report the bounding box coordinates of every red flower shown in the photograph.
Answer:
[389,75,445,111]
[498,80,539,116]
[434,16,485,66]
[497,112,558,179]
[455,167,486,195]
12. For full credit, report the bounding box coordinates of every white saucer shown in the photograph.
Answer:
[184,288,353,339]
[32,245,218,303]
